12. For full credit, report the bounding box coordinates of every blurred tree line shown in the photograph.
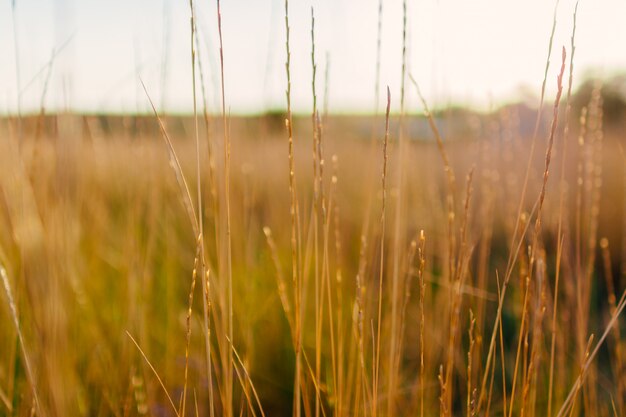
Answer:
[573,74,626,128]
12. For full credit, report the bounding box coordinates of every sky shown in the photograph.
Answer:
[0,0,625,114]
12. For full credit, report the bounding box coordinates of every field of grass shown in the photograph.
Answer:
[1,1,626,417]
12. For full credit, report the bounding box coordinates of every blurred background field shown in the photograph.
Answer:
[1,102,625,416]
[1,1,626,417]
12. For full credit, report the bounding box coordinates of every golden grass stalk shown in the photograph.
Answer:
[409,74,457,282]
[142,78,217,416]
[194,389,200,417]
[321,167,339,414]
[556,289,626,417]
[227,337,266,417]
[518,46,566,415]
[1,264,40,415]
[373,86,391,417]
[263,226,293,330]
[467,310,476,417]
[183,2,206,415]
[566,335,594,417]
[140,80,198,237]
[194,17,220,267]
[621,144,626,284]
[332,156,344,415]
[417,231,426,417]
[126,331,179,417]
[478,39,564,417]
[0,386,10,413]
[130,369,149,415]
[600,238,624,413]
[215,1,235,414]
[523,252,548,416]
[510,0,560,275]
[181,243,201,416]
[387,3,408,413]
[408,76,460,415]
[476,200,538,415]
[488,272,507,417]
[475,6,561,411]
[549,8,578,414]
[283,2,303,416]
[573,102,587,369]
[395,238,417,386]
[354,0,384,347]
[474,135,496,385]
[507,272,531,417]
[444,167,475,414]
[352,234,370,416]
[438,364,448,417]
[577,84,603,415]
[531,46,566,249]
[192,17,218,417]
[349,13,386,411]
[309,9,323,417]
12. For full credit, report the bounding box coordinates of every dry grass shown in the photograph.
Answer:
[1,2,626,417]
[0,105,624,417]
